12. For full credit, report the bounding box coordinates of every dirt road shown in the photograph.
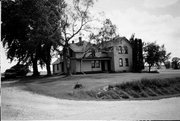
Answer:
[2,85,180,120]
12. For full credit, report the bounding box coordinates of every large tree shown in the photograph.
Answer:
[2,0,31,64]
[2,0,65,76]
[129,34,144,72]
[56,0,95,76]
[29,0,66,75]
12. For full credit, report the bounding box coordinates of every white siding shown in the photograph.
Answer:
[53,63,62,74]
[75,60,101,72]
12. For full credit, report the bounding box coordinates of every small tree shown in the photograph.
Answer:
[159,44,171,66]
[144,42,171,72]
[164,61,171,69]
[144,42,160,72]
[172,57,180,69]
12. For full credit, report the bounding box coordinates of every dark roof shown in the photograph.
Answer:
[70,41,92,53]
[107,36,131,45]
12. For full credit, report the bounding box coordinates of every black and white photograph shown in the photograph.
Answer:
[1,0,180,120]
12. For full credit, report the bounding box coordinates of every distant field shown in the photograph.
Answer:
[2,69,180,100]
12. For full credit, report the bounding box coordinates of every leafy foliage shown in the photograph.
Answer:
[172,57,180,69]
[2,0,66,76]
[89,19,117,45]
[130,34,144,72]
[2,0,31,63]
[144,42,171,72]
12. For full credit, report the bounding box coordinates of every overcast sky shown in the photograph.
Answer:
[92,0,180,56]
[1,0,180,72]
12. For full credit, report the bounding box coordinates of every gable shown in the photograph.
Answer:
[70,41,91,53]
[103,36,132,49]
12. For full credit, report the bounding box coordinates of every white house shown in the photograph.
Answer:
[52,36,133,74]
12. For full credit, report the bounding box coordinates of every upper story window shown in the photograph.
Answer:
[118,46,122,54]
[119,58,123,67]
[124,46,128,54]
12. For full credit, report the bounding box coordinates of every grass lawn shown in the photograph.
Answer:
[3,69,180,100]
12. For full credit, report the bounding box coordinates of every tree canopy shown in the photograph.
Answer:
[89,18,117,45]
[2,0,66,76]
[130,34,144,72]
[172,57,180,69]
[144,42,171,72]
[55,0,95,76]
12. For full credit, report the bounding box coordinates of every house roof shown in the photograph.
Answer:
[104,36,131,47]
[70,41,92,53]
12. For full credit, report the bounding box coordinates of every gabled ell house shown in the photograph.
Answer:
[52,36,133,74]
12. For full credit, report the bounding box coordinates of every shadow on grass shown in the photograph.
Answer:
[1,73,111,87]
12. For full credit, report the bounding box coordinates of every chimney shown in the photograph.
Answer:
[72,40,74,44]
[79,37,82,43]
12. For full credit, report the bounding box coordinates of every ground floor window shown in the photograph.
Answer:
[119,58,123,67]
[57,64,59,70]
[92,60,100,68]
[125,58,129,66]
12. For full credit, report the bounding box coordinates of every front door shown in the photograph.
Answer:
[107,60,111,72]
[101,61,105,72]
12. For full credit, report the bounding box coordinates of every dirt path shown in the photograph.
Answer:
[2,85,180,120]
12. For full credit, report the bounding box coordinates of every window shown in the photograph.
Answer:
[95,60,100,68]
[119,58,123,67]
[57,64,59,70]
[125,58,129,66]
[119,46,122,54]
[92,60,100,68]
[91,61,95,68]
[124,46,128,54]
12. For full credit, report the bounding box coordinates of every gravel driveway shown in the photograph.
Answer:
[2,85,180,120]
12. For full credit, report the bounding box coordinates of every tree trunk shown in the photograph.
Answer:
[32,57,39,76]
[64,56,71,76]
[46,61,51,76]
[149,65,151,72]
[45,45,52,76]
[63,45,72,76]
[66,57,71,76]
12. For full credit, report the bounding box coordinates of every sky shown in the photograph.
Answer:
[1,0,180,72]
[92,0,180,57]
